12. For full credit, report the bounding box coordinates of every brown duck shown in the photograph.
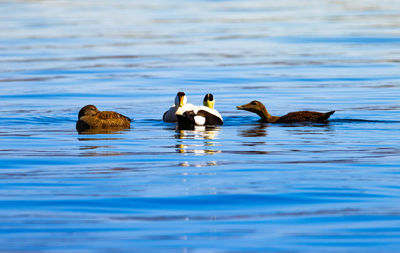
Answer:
[76,105,131,132]
[237,101,335,123]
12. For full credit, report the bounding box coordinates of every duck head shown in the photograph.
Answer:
[236,100,266,114]
[203,93,215,109]
[78,105,99,119]
[175,92,187,107]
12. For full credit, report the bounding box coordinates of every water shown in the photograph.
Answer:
[1,0,400,252]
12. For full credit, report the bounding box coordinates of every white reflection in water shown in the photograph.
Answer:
[175,126,221,155]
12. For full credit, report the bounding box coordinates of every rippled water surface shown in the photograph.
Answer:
[1,0,400,252]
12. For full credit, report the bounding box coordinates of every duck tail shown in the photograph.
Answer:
[320,110,335,121]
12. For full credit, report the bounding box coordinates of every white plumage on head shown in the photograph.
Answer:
[163,92,197,122]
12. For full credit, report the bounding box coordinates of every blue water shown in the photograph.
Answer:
[1,1,400,252]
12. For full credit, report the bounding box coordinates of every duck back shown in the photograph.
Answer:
[277,110,335,123]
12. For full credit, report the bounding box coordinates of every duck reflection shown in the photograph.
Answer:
[283,122,334,135]
[239,123,268,137]
[175,125,221,140]
[77,129,128,156]
[77,128,126,142]
[178,161,218,167]
[174,126,221,155]
[80,151,128,157]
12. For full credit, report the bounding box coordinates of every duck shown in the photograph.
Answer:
[177,93,223,127]
[236,100,334,123]
[76,105,131,132]
[163,92,196,122]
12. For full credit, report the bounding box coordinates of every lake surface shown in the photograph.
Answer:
[1,0,400,252]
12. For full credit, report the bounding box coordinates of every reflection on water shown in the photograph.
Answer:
[239,123,268,137]
[178,161,218,167]
[175,126,221,140]
[78,130,127,156]
[80,151,131,157]
[79,145,113,150]
[175,126,221,155]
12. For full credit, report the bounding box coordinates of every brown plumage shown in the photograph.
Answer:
[237,100,334,123]
[76,105,131,132]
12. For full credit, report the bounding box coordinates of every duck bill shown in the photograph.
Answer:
[236,103,250,110]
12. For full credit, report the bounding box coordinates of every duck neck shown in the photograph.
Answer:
[257,106,279,123]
